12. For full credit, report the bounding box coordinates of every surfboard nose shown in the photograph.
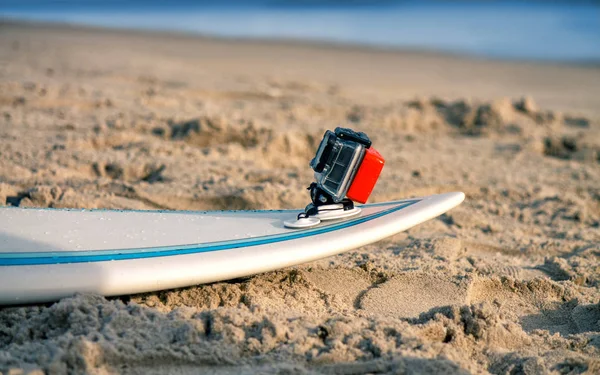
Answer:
[434,191,465,207]
[450,191,466,203]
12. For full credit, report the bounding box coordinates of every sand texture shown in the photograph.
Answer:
[1,22,600,374]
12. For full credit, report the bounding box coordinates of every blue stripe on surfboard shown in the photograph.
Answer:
[0,200,420,266]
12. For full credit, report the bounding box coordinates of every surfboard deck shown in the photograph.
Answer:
[0,192,464,304]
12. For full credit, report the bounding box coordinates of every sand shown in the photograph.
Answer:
[0,21,599,374]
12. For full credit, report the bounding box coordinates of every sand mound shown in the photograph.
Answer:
[152,116,269,148]
[404,95,593,138]
[543,134,600,163]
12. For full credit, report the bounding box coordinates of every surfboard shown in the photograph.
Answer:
[0,192,464,304]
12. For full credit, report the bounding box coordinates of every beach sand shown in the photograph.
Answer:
[0,21,599,374]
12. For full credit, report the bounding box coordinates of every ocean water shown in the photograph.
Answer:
[1,1,599,63]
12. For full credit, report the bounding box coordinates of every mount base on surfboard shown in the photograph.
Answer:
[283,202,361,228]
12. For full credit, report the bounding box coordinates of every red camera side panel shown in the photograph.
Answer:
[347,147,385,204]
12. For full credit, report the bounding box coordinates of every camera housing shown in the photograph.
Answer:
[310,128,384,204]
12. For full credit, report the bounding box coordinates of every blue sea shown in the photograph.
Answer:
[1,1,599,63]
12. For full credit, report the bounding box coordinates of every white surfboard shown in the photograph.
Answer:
[0,192,464,304]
